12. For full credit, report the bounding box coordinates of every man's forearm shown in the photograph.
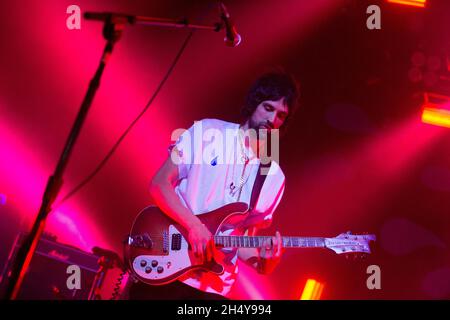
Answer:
[149,179,201,230]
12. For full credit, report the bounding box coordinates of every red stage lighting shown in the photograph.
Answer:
[421,92,450,129]
[387,0,426,8]
[300,279,324,300]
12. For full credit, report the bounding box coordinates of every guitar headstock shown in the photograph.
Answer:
[324,231,376,256]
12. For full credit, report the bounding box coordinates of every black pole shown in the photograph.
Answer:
[2,17,125,300]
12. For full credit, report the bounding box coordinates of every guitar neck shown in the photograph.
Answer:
[214,236,326,248]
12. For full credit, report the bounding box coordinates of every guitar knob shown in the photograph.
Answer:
[140,260,147,267]
[151,260,158,267]
[157,266,164,274]
[145,266,152,274]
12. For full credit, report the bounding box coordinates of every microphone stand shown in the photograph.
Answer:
[3,11,223,300]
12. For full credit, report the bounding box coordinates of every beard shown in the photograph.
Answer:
[248,118,271,141]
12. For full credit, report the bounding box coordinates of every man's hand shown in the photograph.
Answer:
[149,153,215,263]
[257,231,284,274]
[188,222,214,262]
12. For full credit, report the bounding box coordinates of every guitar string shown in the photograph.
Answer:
[131,236,327,247]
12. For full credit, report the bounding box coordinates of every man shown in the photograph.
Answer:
[128,70,299,299]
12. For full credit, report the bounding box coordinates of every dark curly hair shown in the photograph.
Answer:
[241,69,300,132]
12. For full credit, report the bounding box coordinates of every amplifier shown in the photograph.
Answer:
[0,233,101,300]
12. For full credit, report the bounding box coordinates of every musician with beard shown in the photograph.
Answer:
[128,70,300,299]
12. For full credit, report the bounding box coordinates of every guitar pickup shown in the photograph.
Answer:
[171,233,182,251]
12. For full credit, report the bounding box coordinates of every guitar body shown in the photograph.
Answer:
[125,202,376,285]
[125,202,249,285]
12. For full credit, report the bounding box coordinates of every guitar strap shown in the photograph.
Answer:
[249,161,271,212]
[236,161,271,231]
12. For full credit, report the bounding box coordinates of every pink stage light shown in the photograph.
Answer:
[0,117,108,252]
[230,262,273,300]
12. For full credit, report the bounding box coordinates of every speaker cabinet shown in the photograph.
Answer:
[1,233,100,300]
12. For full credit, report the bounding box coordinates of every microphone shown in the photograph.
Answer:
[218,2,242,47]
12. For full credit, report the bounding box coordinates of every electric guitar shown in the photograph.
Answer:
[125,202,376,285]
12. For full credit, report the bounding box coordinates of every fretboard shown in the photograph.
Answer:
[214,236,326,248]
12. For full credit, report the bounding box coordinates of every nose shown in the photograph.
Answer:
[267,114,276,127]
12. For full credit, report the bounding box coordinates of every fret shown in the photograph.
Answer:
[257,236,263,247]
[262,236,269,247]
[280,237,325,248]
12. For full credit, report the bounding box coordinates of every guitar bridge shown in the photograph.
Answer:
[163,230,169,253]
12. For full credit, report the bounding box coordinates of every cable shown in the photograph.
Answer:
[52,30,194,210]
[110,269,127,300]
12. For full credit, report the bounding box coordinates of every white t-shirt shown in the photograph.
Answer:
[169,118,285,296]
